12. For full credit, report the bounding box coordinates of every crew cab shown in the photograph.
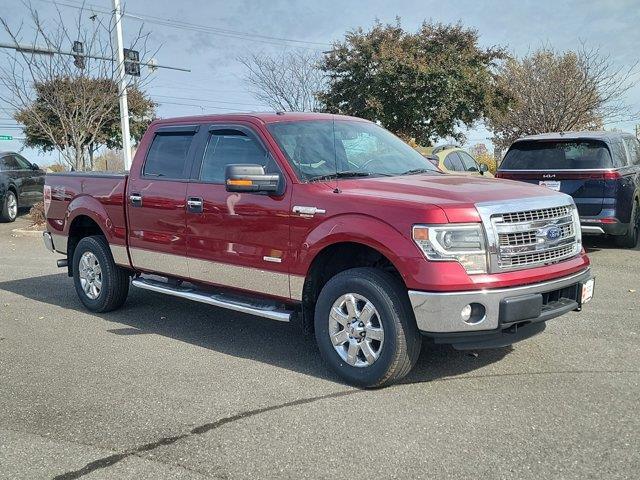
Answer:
[43,113,595,387]
[497,132,640,248]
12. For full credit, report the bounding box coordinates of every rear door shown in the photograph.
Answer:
[184,123,292,299]
[126,124,199,278]
[14,154,43,205]
[499,140,610,216]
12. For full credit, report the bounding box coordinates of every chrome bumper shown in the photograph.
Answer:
[409,268,592,333]
[43,231,55,252]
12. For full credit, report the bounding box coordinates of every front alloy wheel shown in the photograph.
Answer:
[329,293,385,367]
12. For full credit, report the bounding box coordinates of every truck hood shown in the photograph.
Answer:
[335,174,569,223]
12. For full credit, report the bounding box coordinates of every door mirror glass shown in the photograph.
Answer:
[31,163,40,170]
[225,164,281,194]
[479,163,489,173]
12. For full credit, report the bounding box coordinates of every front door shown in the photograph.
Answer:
[185,123,292,300]
[126,125,199,277]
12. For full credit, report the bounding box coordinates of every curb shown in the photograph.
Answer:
[11,228,44,237]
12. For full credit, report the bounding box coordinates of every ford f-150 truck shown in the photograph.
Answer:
[43,113,595,387]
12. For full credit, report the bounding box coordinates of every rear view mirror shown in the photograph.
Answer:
[225,164,282,194]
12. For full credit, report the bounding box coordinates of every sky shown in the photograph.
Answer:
[1,0,639,166]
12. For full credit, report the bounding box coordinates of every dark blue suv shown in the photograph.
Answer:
[497,132,640,248]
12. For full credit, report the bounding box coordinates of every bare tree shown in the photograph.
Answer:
[486,46,638,149]
[0,2,156,170]
[238,50,325,112]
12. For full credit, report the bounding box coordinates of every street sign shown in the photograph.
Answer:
[0,135,13,140]
[123,48,140,77]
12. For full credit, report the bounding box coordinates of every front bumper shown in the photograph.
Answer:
[409,268,593,346]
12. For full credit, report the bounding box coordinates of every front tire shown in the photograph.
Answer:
[314,267,421,388]
[72,235,130,312]
[1,190,18,222]
[615,200,639,248]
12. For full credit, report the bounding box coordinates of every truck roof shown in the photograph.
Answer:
[516,131,631,142]
[152,112,369,126]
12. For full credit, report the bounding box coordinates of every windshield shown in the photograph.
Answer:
[267,119,438,181]
[501,140,613,170]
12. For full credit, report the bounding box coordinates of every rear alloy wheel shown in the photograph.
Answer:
[315,267,421,388]
[1,191,18,222]
[615,201,639,248]
[73,235,130,312]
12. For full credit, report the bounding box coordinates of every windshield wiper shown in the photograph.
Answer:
[400,168,438,176]
[307,171,390,182]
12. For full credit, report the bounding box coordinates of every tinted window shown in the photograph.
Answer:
[267,120,437,180]
[444,153,464,171]
[199,129,276,183]
[501,140,613,170]
[623,137,640,166]
[0,155,21,171]
[143,133,194,179]
[459,151,479,172]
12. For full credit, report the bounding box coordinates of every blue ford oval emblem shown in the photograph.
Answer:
[546,227,561,240]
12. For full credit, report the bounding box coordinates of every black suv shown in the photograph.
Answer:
[497,132,640,248]
[0,152,45,222]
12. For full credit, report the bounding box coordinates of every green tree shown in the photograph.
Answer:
[319,20,506,145]
[14,78,155,170]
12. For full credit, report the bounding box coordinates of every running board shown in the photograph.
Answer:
[131,277,292,322]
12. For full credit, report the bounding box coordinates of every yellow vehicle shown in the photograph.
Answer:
[417,145,493,177]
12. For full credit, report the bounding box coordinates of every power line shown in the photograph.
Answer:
[44,0,331,49]
[151,94,264,108]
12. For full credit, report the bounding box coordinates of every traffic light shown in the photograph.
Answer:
[123,48,140,77]
[72,41,84,69]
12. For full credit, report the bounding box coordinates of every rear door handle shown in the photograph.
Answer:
[187,197,203,213]
[130,194,142,207]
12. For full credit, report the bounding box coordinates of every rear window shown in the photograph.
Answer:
[143,132,194,179]
[501,140,613,170]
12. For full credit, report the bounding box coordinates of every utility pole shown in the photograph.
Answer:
[113,0,132,171]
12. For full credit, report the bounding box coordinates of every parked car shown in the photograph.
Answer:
[0,151,45,222]
[42,113,594,387]
[497,132,640,248]
[419,145,492,177]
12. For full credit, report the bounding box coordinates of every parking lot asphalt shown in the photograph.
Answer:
[0,214,638,479]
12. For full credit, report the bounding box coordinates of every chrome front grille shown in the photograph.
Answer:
[501,206,572,223]
[477,199,581,273]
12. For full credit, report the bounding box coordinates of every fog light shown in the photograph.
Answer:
[461,303,486,325]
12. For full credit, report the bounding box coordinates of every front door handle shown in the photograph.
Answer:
[187,197,203,213]
[130,194,142,207]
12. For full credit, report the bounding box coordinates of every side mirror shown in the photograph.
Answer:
[479,163,489,174]
[31,163,40,170]
[225,164,282,194]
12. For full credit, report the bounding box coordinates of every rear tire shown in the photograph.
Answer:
[0,190,18,223]
[314,267,421,388]
[73,235,130,312]
[615,200,639,249]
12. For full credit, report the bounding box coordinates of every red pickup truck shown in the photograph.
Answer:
[43,113,594,387]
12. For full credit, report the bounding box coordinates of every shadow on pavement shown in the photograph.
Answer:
[0,273,510,386]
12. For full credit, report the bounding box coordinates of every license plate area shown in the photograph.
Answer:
[580,278,595,304]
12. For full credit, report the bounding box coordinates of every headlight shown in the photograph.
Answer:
[412,224,488,274]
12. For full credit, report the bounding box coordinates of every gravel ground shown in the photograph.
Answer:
[0,214,638,479]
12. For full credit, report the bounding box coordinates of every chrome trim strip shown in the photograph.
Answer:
[109,244,130,266]
[581,226,606,235]
[132,278,292,322]
[409,268,592,333]
[50,232,68,254]
[43,232,54,253]
[129,247,295,299]
[497,168,619,173]
[289,274,305,302]
[263,256,282,263]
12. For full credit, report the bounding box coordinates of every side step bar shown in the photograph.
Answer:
[131,277,292,322]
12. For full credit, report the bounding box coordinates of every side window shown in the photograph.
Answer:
[0,155,20,171]
[459,151,479,172]
[14,155,32,170]
[610,139,628,168]
[623,137,640,166]
[143,132,195,179]
[444,153,463,171]
[199,129,277,183]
